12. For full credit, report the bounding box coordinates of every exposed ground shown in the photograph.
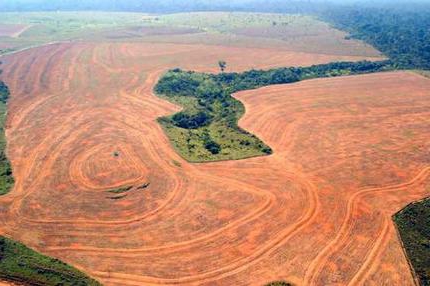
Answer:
[147,12,380,56]
[0,24,31,38]
[93,12,380,58]
[0,12,382,59]
[0,10,425,286]
[0,12,154,54]
[415,70,430,78]
[0,38,428,285]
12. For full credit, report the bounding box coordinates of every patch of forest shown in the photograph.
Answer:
[155,60,391,162]
[323,6,430,70]
[394,198,430,286]
[0,236,101,285]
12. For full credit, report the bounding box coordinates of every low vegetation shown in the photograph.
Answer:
[0,236,101,285]
[415,70,430,79]
[0,76,14,195]
[152,12,314,34]
[394,198,430,286]
[106,183,150,199]
[155,60,392,162]
[106,185,133,200]
[0,12,153,54]
[107,185,133,194]
[265,281,293,286]
[137,182,150,189]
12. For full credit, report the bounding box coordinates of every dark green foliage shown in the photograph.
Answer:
[202,130,221,154]
[155,60,391,162]
[107,185,133,199]
[137,182,150,189]
[155,69,224,100]
[394,198,430,286]
[218,60,227,72]
[265,281,293,286]
[0,79,14,196]
[323,6,430,70]
[219,60,391,94]
[108,194,127,200]
[0,236,101,285]
[0,82,9,104]
[205,141,221,154]
[156,60,391,105]
[155,70,204,97]
[172,111,212,129]
[107,186,133,194]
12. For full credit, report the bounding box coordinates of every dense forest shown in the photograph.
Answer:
[0,79,14,195]
[155,60,391,161]
[323,6,430,69]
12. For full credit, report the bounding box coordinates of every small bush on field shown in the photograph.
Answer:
[265,281,293,286]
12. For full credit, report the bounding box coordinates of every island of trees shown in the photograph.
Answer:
[155,60,391,162]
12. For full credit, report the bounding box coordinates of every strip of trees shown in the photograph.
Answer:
[0,79,14,195]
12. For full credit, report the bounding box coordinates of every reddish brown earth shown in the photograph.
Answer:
[0,281,21,286]
[0,42,429,285]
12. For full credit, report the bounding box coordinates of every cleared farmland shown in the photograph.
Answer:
[0,35,428,285]
[0,11,383,60]
[150,12,380,56]
[0,24,30,37]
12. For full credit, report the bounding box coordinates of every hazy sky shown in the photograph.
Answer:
[0,0,429,12]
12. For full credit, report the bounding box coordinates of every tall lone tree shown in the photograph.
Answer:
[218,60,227,72]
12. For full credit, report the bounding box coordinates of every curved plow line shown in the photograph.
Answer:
[304,166,430,285]
[89,173,320,285]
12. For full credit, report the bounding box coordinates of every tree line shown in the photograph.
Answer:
[322,6,430,70]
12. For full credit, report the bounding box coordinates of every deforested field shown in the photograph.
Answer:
[0,11,428,286]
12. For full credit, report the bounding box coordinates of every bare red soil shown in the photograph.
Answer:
[0,42,429,285]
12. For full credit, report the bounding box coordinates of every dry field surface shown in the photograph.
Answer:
[0,281,20,286]
[0,41,428,286]
[101,26,203,40]
[0,24,30,37]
